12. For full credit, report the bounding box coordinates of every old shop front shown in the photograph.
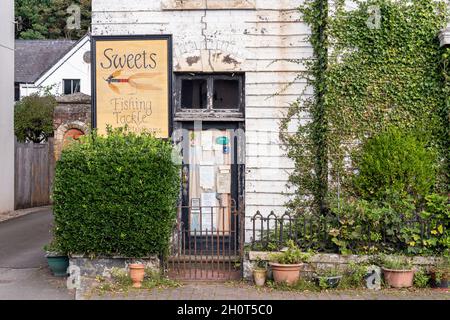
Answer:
[91,0,309,280]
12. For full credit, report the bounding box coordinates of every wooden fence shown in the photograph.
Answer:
[14,138,55,209]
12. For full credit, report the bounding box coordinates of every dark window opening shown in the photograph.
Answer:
[213,79,239,109]
[181,79,207,109]
[177,74,243,112]
[63,79,81,95]
[14,83,20,101]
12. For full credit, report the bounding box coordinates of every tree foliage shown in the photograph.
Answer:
[15,0,91,40]
[14,93,56,143]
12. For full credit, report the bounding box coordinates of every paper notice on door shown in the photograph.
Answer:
[201,131,213,151]
[217,171,231,194]
[191,198,200,209]
[201,151,215,166]
[201,192,217,208]
[199,166,215,189]
[201,192,217,231]
[190,209,201,231]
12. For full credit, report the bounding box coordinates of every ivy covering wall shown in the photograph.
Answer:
[281,0,449,214]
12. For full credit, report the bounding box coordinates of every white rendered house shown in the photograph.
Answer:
[15,35,91,100]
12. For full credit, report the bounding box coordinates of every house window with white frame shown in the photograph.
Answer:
[63,79,81,95]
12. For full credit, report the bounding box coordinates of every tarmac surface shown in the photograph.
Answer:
[0,207,448,301]
[0,207,74,300]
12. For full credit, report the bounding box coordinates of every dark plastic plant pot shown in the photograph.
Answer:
[46,256,69,277]
[315,276,342,289]
[431,271,450,289]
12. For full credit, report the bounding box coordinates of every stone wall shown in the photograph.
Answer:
[53,93,91,161]
[68,255,160,298]
[69,255,160,278]
[243,251,442,280]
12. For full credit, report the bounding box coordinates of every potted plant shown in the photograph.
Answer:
[43,241,69,277]
[430,256,450,289]
[129,263,145,288]
[268,240,311,285]
[381,256,415,288]
[315,268,343,289]
[253,257,267,287]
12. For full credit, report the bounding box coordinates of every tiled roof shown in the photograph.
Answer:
[15,39,76,83]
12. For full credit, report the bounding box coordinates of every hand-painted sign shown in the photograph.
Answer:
[92,36,172,138]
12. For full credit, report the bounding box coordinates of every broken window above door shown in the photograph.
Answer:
[175,73,245,120]
[213,79,240,110]
[181,79,207,109]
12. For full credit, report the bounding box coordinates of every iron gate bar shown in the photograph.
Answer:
[249,211,443,253]
[167,204,242,281]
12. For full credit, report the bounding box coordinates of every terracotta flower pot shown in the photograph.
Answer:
[382,268,414,288]
[129,263,145,288]
[253,269,267,287]
[269,262,303,285]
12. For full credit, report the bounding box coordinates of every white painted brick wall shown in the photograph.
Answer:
[91,0,310,233]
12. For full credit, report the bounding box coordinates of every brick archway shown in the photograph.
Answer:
[54,121,90,160]
[63,128,85,147]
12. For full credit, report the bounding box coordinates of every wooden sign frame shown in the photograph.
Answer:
[91,35,173,138]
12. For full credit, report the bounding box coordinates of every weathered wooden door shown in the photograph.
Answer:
[168,123,244,280]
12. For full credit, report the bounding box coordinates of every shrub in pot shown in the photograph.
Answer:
[43,242,69,277]
[430,256,450,289]
[268,240,311,285]
[381,256,415,288]
[253,258,267,287]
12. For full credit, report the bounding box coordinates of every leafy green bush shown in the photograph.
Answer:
[414,269,430,288]
[419,194,450,251]
[252,191,448,255]
[326,193,449,255]
[14,93,56,143]
[52,128,181,257]
[269,240,312,264]
[380,255,413,270]
[339,263,368,289]
[353,127,437,203]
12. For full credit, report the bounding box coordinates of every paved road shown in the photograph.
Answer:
[0,207,53,268]
[0,208,74,300]
[80,281,450,300]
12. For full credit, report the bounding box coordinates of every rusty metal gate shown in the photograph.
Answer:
[166,204,244,281]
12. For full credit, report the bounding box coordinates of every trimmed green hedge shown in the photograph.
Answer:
[52,128,181,257]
